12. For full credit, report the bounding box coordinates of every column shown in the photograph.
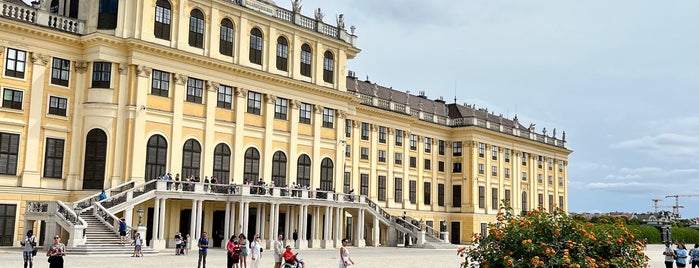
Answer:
[151,198,161,248]
[224,201,231,245]
[296,205,307,249]
[64,60,87,188]
[267,203,277,249]
[232,88,247,182]
[228,202,236,239]
[190,200,198,240]
[260,204,267,243]
[195,200,204,239]
[310,206,318,248]
[321,206,332,248]
[158,198,167,246]
[237,201,245,234]
[373,216,380,247]
[284,205,292,244]
[255,203,262,236]
[335,112,346,192]
[242,202,250,236]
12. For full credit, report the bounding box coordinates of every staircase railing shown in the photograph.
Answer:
[422,222,443,241]
[101,179,157,210]
[94,200,133,240]
[74,180,137,210]
[24,200,87,247]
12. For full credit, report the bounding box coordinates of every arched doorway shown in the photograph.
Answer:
[319,158,333,191]
[82,129,107,190]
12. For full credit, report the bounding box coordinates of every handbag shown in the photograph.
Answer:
[31,249,37,256]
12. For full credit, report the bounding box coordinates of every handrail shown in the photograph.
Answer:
[25,201,50,213]
[74,180,137,209]
[56,200,86,226]
[94,200,133,240]
[422,222,442,240]
[101,180,155,210]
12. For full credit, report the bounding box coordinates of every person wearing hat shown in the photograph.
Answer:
[282,245,304,268]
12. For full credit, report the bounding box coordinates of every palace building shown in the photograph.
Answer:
[0,0,571,250]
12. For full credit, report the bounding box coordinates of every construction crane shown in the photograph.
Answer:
[665,194,699,219]
[652,198,676,214]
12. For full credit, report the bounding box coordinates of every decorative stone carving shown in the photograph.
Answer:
[350,25,356,35]
[235,87,247,98]
[528,123,536,132]
[174,74,188,85]
[337,110,346,119]
[0,46,6,56]
[136,65,151,78]
[30,53,49,66]
[74,61,88,74]
[371,124,377,131]
[542,127,547,136]
[314,8,324,21]
[552,128,557,138]
[372,83,378,97]
[562,131,566,142]
[336,14,345,30]
[290,100,300,109]
[118,63,128,75]
[206,81,219,92]
[265,94,277,104]
[291,0,302,13]
[313,104,321,114]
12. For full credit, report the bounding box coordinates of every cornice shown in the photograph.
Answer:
[0,18,83,47]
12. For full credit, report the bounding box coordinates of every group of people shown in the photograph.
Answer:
[161,173,225,192]
[663,241,699,268]
[174,232,191,256]
[20,230,65,268]
[225,233,258,268]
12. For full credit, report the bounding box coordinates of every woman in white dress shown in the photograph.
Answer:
[339,239,355,268]
[249,234,261,268]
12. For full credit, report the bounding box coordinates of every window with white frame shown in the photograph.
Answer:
[299,102,311,124]
[5,48,26,78]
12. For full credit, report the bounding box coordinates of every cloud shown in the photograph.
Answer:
[611,133,699,159]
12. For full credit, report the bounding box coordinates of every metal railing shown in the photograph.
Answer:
[94,201,133,240]
[74,180,137,210]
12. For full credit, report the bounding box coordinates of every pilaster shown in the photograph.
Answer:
[110,63,130,186]
[288,101,300,184]
[262,94,276,181]
[21,53,49,187]
[311,105,322,188]
[129,65,151,182]
[170,74,187,175]
[232,88,247,182]
[65,61,87,189]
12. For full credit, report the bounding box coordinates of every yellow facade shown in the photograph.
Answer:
[0,0,570,245]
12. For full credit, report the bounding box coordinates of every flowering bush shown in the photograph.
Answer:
[459,204,647,268]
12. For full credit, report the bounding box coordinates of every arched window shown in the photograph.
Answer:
[189,9,205,48]
[276,36,289,71]
[319,158,334,191]
[522,191,528,215]
[213,143,231,183]
[219,19,234,56]
[97,0,118,29]
[296,154,311,187]
[145,135,168,181]
[323,51,334,83]
[182,139,201,178]
[249,28,263,65]
[300,44,312,77]
[154,0,172,40]
[271,151,287,187]
[243,147,260,183]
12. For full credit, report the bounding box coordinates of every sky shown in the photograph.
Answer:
[287,0,699,218]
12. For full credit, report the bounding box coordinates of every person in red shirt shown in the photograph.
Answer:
[282,245,304,268]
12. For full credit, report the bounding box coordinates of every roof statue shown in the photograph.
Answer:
[552,128,557,138]
[291,0,302,13]
[337,14,345,30]
[562,131,566,141]
[542,127,547,136]
[528,123,536,132]
[350,25,356,35]
[315,8,324,21]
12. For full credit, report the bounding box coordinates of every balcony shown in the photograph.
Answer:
[1,1,84,34]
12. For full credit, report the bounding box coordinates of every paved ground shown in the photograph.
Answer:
[1,244,669,268]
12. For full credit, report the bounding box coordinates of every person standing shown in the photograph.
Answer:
[98,190,107,201]
[665,242,677,268]
[198,232,210,268]
[21,229,36,268]
[339,238,355,268]
[46,235,65,268]
[226,235,238,268]
[249,234,262,268]
[292,229,298,243]
[273,234,284,268]
[118,218,127,245]
[238,233,249,268]
[677,243,689,268]
[689,244,699,268]
[131,232,144,257]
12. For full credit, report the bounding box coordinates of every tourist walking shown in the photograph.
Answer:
[21,229,36,268]
[226,235,239,268]
[238,233,249,268]
[198,232,210,268]
[119,218,127,244]
[689,244,699,268]
[46,235,66,268]
[677,243,689,268]
[249,234,262,268]
[274,234,284,268]
[665,242,677,268]
[131,232,144,257]
[292,229,298,242]
[339,238,355,268]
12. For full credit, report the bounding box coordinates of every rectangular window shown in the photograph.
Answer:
[559,177,563,186]
[478,164,484,175]
[538,193,544,209]
[378,126,386,143]
[558,160,564,172]
[5,48,26,78]
[559,196,564,209]
[522,152,528,166]
[478,142,485,157]
[217,85,233,109]
[504,168,510,179]
[410,135,418,150]
[51,57,70,86]
[505,149,510,162]
[186,78,204,104]
[361,123,369,140]
[378,175,386,201]
[360,147,369,160]
[409,156,417,168]
[438,140,445,155]
[0,132,20,175]
[360,173,369,196]
[548,158,553,170]
[549,194,554,212]
[151,70,170,97]
[478,186,485,208]
[394,177,402,203]
[409,180,417,204]
[453,162,462,173]
[300,48,312,77]
[299,103,312,124]
[537,174,543,183]
[453,141,462,156]
[343,172,350,193]
[43,138,64,178]
[492,188,498,210]
[378,150,386,163]
[394,152,402,165]
[438,161,445,172]
[345,144,350,157]
[424,159,431,170]
[48,96,68,116]
[274,98,288,119]
[538,155,544,168]
[323,54,334,83]
[548,175,553,185]
[492,146,498,160]
[437,183,444,206]
[91,62,111,88]
[345,119,352,137]
[424,137,432,153]
[491,166,497,177]
[395,129,403,146]
[505,189,511,205]
[453,185,462,207]
[276,41,289,71]
[322,108,334,128]
[2,88,23,110]
[246,91,262,114]
[220,23,234,56]
[522,172,527,181]
[423,182,431,205]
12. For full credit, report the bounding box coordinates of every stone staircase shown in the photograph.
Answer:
[68,209,157,255]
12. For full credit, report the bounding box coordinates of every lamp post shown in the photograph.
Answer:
[137,207,144,227]
[74,206,83,224]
